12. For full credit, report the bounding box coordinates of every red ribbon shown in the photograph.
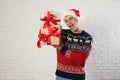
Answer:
[40,11,60,28]
[37,26,61,48]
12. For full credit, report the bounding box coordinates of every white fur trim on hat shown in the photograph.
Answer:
[64,10,78,19]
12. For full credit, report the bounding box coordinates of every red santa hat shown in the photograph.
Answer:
[64,9,80,20]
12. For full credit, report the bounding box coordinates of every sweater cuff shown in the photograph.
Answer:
[60,46,68,55]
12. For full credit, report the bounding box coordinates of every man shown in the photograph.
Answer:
[54,9,93,80]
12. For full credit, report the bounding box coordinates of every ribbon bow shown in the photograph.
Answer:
[40,11,60,28]
[70,9,80,17]
[37,26,61,48]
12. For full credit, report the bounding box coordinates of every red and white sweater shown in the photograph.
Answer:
[55,29,93,80]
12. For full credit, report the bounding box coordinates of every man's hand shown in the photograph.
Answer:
[52,44,63,50]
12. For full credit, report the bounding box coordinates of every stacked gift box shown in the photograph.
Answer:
[37,11,61,48]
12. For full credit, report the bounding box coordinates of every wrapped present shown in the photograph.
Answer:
[41,11,61,26]
[37,11,61,48]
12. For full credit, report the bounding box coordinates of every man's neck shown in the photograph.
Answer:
[72,27,83,34]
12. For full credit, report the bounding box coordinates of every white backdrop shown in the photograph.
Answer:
[0,0,120,80]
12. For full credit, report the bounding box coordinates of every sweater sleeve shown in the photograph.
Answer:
[60,29,68,55]
[60,46,68,55]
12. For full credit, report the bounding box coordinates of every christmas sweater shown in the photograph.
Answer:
[55,29,93,80]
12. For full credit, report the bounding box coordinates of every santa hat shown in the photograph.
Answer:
[63,9,80,20]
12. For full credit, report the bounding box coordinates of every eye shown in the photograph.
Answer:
[65,20,68,23]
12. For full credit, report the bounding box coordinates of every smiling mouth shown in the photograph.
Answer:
[69,24,74,29]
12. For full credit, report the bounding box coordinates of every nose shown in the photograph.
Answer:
[67,20,71,26]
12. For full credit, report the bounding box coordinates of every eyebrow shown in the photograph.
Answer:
[64,16,74,22]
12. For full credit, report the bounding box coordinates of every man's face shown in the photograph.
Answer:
[64,15,78,32]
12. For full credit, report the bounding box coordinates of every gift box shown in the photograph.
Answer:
[41,11,61,25]
[37,11,61,48]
